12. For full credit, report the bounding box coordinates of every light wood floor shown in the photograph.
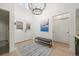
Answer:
[2,39,75,56]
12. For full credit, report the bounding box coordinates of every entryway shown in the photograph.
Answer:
[0,9,9,55]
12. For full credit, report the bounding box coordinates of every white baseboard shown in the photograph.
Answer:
[15,38,33,43]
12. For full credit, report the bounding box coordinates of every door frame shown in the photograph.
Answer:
[52,12,71,45]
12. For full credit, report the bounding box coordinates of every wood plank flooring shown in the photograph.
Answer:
[2,39,75,56]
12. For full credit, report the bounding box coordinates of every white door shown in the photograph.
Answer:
[53,18,70,44]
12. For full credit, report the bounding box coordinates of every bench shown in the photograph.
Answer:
[35,37,52,47]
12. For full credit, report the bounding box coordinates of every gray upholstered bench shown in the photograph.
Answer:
[35,37,52,47]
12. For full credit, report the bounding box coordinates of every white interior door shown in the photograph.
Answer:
[53,18,70,44]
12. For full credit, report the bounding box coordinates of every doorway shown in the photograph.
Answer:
[53,13,70,44]
[0,9,9,55]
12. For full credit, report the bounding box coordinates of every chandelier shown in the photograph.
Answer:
[28,3,46,15]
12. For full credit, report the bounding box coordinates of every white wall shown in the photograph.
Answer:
[32,3,79,53]
[0,3,15,52]
[32,5,53,40]
[14,4,33,43]
[0,3,34,52]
